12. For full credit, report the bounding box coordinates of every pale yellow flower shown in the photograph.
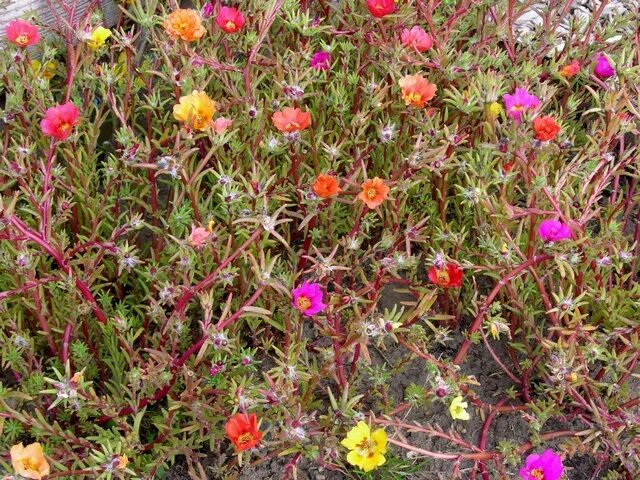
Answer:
[449,395,470,421]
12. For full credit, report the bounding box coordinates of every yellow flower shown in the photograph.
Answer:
[30,59,56,80]
[10,442,50,480]
[86,26,112,50]
[173,90,217,131]
[485,101,502,122]
[449,395,470,421]
[340,421,387,472]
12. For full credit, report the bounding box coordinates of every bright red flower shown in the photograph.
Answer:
[225,413,262,452]
[366,0,395,18]
[6,19,40,48]
[428,263,463,288]
[532,116,560,142]
[216,7,245,34]
[40,102,80,141]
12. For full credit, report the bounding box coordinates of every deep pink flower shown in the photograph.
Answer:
[366,0,395,18]
[292,282,326,316]
[188,226,210,248]
[538,219,571,242]
[519,450,564,480]
[400,26,433,53]
[593,54,615,79]
[6,19,40,47]
[503,87,540,124]
[310,51,331,71]
[40,102,79,141]
[216,7,245,34]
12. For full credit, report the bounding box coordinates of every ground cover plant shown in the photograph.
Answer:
[0,0,639,478]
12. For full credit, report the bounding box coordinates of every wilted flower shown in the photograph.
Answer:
[213,117,233,134]
[312,174,341,199]
[341,421,387,472]
[519,450,564,480]
[593,54,615,79]
[559,60,580,78]
[400,26,433,52]
[366,0,395,18]
[292,282,326,316]
[428,262,463,288]
[310,51,331,71]
[41,102,80,141]
[173,90,216,131]
[6,19,40,47]
[503,87,539,124]
[379,123,396,143]
[201,2,214,18]
[10,442,50,480]
[533,116,560,141]
[538,219,571,242]
[272,107,311,132]
[86,26,111,49]
[225,413,263,452]
[399,74,437,108]
[164,9,206,42]
[449,395,470,420]
[358,177,389,209]
[216,7,245,34]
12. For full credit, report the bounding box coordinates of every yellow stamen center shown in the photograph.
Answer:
[530,468,544,480]
[404,92,423,104]
[366,187,378,200]
[225,21,236,30]
[297,296,311,311]
[436,269,450,284]
[237,432,254,445]
[512,104,524,111]
[58,122,71,134]
[21,458,38,471]
[16,34,30,46]
[285,122,300,131]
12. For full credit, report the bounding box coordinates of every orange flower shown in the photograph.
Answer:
[173,90,216,131]
[533,116,560,142]
[225,413,263,452]
[358,177,389,209]
[163,9,206,42]
[312,174,341,198]
[559,60,580,79]
[271,107,311,132]
[10,443,50,480]
[399,74,436,108]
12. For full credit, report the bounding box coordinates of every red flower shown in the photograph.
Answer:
[366,0,395,18]
[40,102,80,141]
[532,116,560,142]
[428,263,463,288]
[6,19,40,48]
[216,7,245,34]
[225,413,262,452]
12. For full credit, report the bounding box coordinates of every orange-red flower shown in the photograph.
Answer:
[5,19,40,48]
[559,60,580,79]
[271,107,311,132]
[358,177,389,209]
[312,174,341,198]
[428,263,463,288]
[225,413,263,452]
[163,9,206,42]
[399,74,437,108]
[532,116,560,142]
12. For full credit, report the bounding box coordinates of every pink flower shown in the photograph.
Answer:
[538,219,571,242]
[593,54,615,79]
[201,2,214,18]
[503,88,540,124]
[366,0,395,18]
[40,102,79,141]
[188,226,210,248]
[6,19,40,47]
[292,282,326,316]
[310,51,331,71]
[519,450,564,480]
[400,26,433,53]
[213,117,233,134]
[216,7,245,34]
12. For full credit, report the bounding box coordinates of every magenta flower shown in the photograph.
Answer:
[538,219,571,242]
[519,450,564,480]
[310,51,331,71]
[201,2,214,18]
[503,87,540,124]
[292,282,326,316]
[593,54,615,79]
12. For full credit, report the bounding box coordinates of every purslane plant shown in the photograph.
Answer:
[0,0,639,479]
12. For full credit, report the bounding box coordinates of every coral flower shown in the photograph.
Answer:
[6,19,40,47]
[449,395,470,420]
[519,450,564,480]
[341,421,387,472]
[366,0,395,18]
[216,7,245,34]
[310,51,331,71]
[312,174,341,198]
[271,107,311,132]
[173,90,216,131]
[538,219,571,242]
[213,117,233,134]
[86,26,111,50]
[399,74,437,108]
[225,413,263,452]
[428,263,463,288]
[163,9,206,42]
[188,225,210,248]
[559,60,580,78]
[503,87,540,124]
[10,442,50,480]
[358,177,389,209]
[292,282,326,316]
[400,26,433,53]
[593,54,615,79]
[533,116,560,141]
[40,102,80,141]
